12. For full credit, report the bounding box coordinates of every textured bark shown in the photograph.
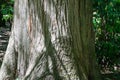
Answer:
[0,0,100,80]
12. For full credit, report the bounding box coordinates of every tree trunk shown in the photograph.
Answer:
[0,0,100,80]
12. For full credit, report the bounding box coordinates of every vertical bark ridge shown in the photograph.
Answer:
[41,6,62,80]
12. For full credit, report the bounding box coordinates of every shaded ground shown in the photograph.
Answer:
[0,27,10,66]
[102,72,120,80]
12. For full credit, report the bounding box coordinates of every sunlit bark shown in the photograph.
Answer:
[0,0,100,80]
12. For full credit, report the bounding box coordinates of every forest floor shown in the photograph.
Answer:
[102,72,120,80]
[0,27,120,80]
[101,70,120,80]
[0,27,10,65]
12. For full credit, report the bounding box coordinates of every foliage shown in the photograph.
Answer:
[93,0,120,71]
[0,0,14,27]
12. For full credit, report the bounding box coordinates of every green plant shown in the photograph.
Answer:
[0,0,14,27]
[93,0,120,70]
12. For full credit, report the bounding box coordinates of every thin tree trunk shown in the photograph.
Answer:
[0,0,100,80]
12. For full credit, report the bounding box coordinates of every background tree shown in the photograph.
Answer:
[0,0,100,80]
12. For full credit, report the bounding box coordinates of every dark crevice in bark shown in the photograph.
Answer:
[39,2,62,79]
[14,48,18,79]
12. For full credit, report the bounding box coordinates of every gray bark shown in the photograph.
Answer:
[0,0,100,80]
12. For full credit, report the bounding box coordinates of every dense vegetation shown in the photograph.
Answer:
[0,0,14,27]
[0,0,120,77]
[93,0,120,72]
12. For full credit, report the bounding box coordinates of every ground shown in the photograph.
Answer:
[0,27,10,65]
